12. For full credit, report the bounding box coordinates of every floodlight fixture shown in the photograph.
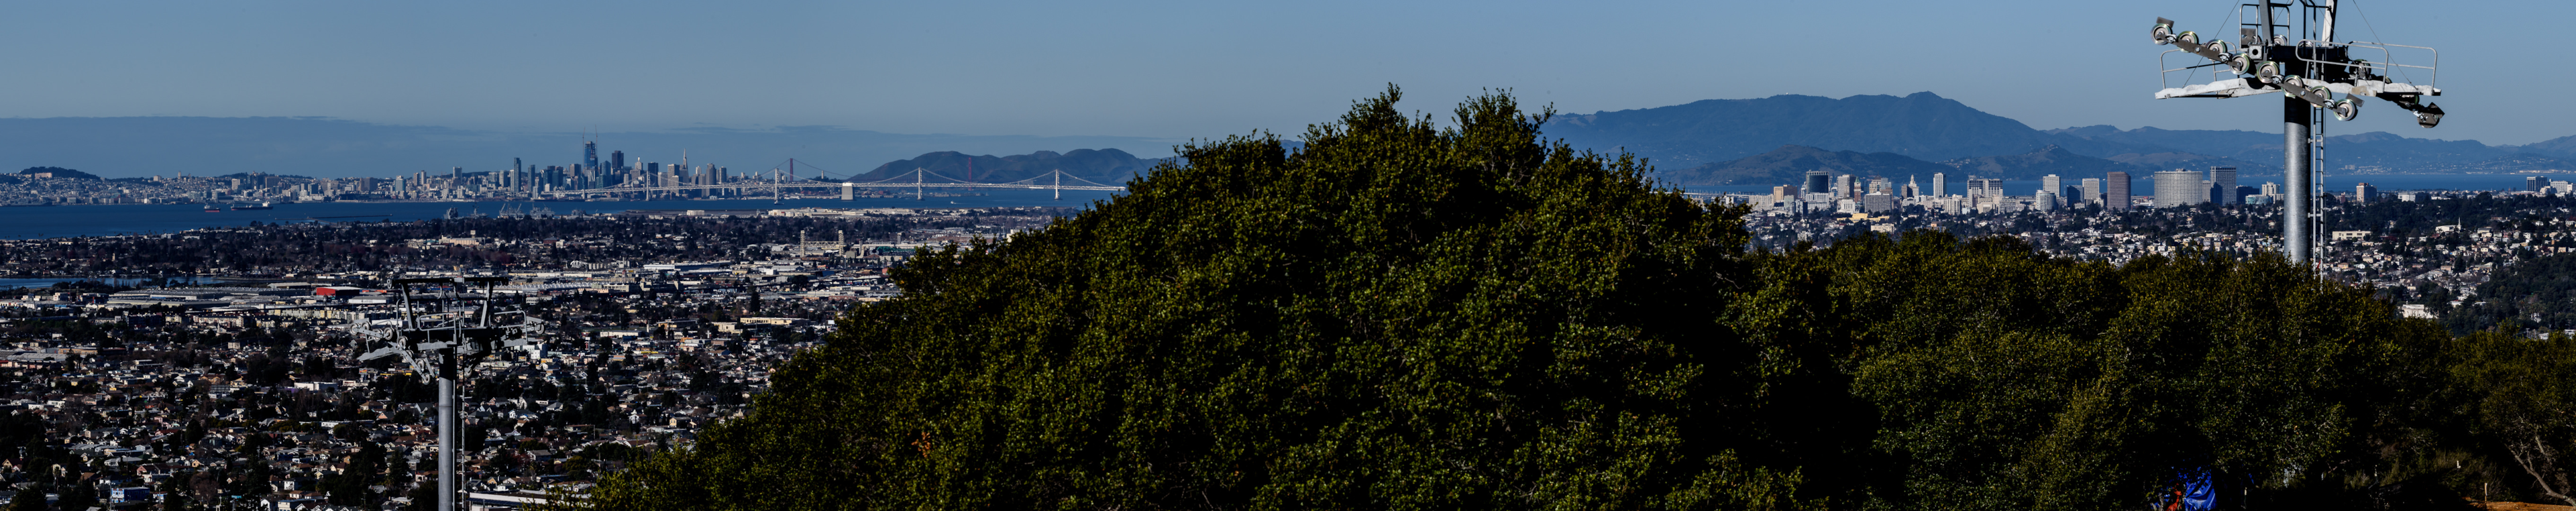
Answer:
[2413,102,2445,128]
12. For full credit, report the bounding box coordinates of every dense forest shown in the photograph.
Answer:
[568,89,2576,510]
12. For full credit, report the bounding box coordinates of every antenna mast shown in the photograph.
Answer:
[2147,1,2445,266]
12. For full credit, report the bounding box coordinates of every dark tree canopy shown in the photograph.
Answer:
[2446,253,2576,334]
[588,88,1786,508]
[577,89,2558,510]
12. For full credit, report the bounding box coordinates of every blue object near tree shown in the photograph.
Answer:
[2179,466,2217,511]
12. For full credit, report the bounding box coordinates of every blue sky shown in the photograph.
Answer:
[2,0,2542,146]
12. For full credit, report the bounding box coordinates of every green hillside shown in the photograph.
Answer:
[576,89,2576,511]
[856,148,1158,183]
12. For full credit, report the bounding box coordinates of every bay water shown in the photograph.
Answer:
[0,174,2546,241]
[0,187,1123,239]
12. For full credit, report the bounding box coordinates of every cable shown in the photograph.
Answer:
[2186,3,2244,84]
[2347,0,2416,83]
[786,160,847,179]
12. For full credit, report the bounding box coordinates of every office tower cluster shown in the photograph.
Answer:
[1752,164,2313,216]
[368,141,747,201]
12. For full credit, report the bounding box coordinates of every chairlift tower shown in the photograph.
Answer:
[2148,0,2445,265]
[348,277,549,511]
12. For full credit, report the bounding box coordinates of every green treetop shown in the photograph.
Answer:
[574,88,2546,511]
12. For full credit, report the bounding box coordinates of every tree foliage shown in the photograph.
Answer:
[588,87,1793,509]
[576,89,2564,510]
[2444,329,2576,506]
[1745,235,2451,510]
[2446,253,2576,334]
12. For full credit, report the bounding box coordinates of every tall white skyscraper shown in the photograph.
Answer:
[1931,172,1947,197]
[2041,174,2063,207]
[2081,178,2103,204]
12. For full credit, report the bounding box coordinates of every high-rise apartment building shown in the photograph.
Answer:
[2207,166,2239,205]
[1967,178,2003,200]
[2152,170,2210,207]
[1860,193,1899,213]
[2040,174,2063,208]
[2531,176,2551,192]
[2105,172,2133,211]
[2355,182,2379,202]
[2081,178,2103,204]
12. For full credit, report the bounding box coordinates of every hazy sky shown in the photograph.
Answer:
[4,0,2546,146]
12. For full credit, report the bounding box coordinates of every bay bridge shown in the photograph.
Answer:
[535,164,1126,202]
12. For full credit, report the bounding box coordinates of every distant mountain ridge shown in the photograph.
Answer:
[1543,93,2110,168]
[1544,93,2573,179]
[857,149,1161,183]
